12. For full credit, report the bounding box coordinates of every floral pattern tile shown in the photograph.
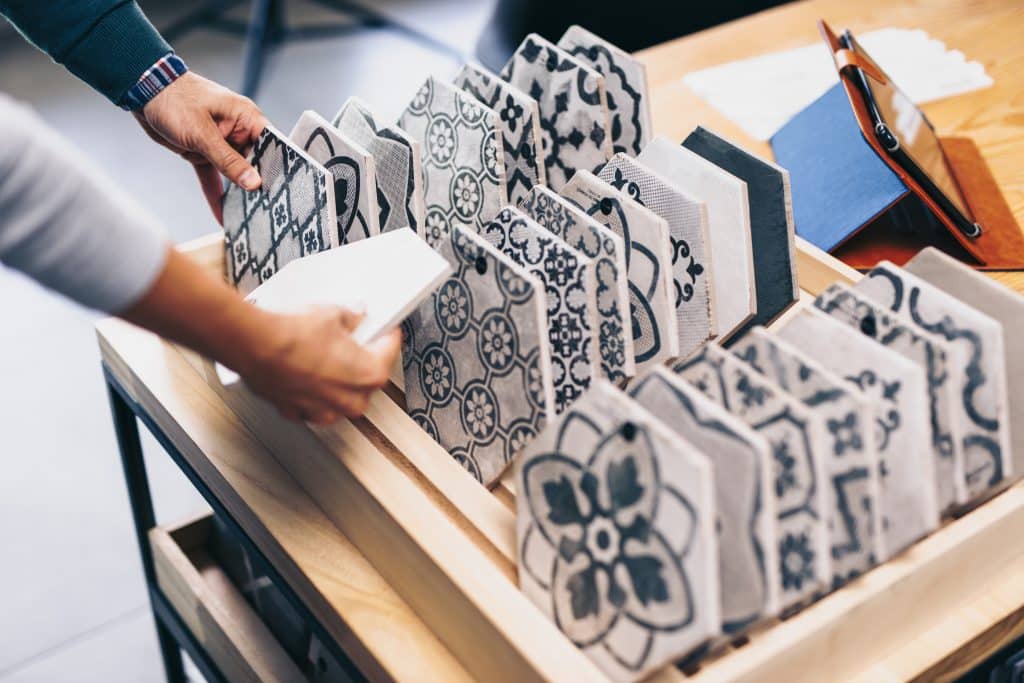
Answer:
[454,62,546,205]
[672,344,831,608]
[816,283,967,511]
[516,380,718,682]
[402,225,555,485]
[561,170,678,369]
[629,366,779,635]
[732,328,885,587]
[223,126,336,295]
[856,262,1011,499]
[482,206,598,414]
[500,33,612,191]
[775,308,938,556]
[519,185,634,383]
[598,153,714,358]
[290,110,380,244]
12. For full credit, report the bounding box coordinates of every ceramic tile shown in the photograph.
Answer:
[481,207,598,413]
[402,225,555,485]
[223,125,337,295]
[519,185,634,382]
[815,282,967,511]
[775,308,938,556]
[561,170,678,368]
[905,247,1024,480]
[856,262,1011,497]
[333,96,424,234]
[732,328,885,586]
[637,136,756,340]
[681,126,798,336]
[516,380,719,682]
[629,367,779,635]
[557,25,652,157]
[398,77,507,245]
[672,344,830,608]
[289,109,380,244]
[500,33,612,190]
[453,62,546,205]
[598,154,715,358]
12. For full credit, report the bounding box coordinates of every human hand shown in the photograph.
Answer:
[134,72,267,224]
[238,307,401,425]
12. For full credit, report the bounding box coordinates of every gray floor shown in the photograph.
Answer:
[0,0,493,679]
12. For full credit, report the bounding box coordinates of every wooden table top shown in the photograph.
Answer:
[636,0,1024,293]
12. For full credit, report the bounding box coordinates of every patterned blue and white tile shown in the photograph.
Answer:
[481,206,599,414]
[454,62,545,205]
[732,327,885,586]
[629,366,779,636]
[855,261,1012,499]
[561,170,678,369]
[516,380,719,682]
[223,125,336,295]
[519,185,634,382]
[672,343,831,609]
[402,225,555,486]
[774,307,938,557]
[598,153,715,358]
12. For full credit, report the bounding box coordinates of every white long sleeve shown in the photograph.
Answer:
[0,93,168,312]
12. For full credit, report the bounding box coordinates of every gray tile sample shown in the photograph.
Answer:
[398,77,507,245]
[519,185,634,382]
[598,153,715,358]
[561,170,679,368]
[516,380,719,682]
[289,109,380,244]
[557,24,652,156]
[681,126,798,336]
[629,367,779,635]
[454,62,546,205]
[775,308,939,556]
[905,247,1024,482]
[500,33,612,190]
[333,96,424,235]
[856,261,1012,497]
[482,207,598,413]
[223,125,336,295]
[732,328,885,586]
[402,225,555,485]
[815,282,967,511]
[672,344,830,608]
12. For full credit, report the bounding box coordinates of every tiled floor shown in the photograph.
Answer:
[0,0,493,679]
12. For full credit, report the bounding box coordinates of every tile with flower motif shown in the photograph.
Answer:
[629,366,779,635]
[516,380,719,682]
[454,62,545,205]
[500,33,612,190]
[855,261,1012,499]
[399,77,507,246]
[481,206,598,414]
[732,327,885,586]
[598,153,715,358]
[815,282,968,511]
[774,308,938,556]
[672,343,830,608]
[333,96,424,234]
[561,170,678,369]
[402,225,555,486]
[223,125,337,295]
[519,185,634,382]
[557,25,652,157]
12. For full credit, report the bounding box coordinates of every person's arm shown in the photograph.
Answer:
[0,94,397,423]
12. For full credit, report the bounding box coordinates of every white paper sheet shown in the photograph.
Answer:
[683,28,993,141]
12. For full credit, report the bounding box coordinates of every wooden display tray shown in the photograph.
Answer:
[100,232,1024,683]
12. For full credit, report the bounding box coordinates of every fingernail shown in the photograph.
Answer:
[240,169,260,190]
